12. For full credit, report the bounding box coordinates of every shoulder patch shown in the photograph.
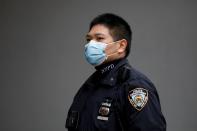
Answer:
[128,88,148,111]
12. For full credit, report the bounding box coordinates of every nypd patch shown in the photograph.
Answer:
[128,88,148,111]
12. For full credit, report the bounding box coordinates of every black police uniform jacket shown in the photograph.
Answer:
[66,58,166,131]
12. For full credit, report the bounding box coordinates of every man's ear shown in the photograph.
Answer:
[118,39,127,53]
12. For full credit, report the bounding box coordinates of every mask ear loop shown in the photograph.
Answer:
[105,39,122,59]
[107,39,122,45]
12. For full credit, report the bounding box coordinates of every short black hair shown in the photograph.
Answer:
[89,13,132,57]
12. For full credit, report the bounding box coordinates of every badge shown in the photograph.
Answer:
[97,98,112,121]
[128,88,148,111]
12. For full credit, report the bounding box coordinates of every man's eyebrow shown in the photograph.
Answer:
[86,33,105,37]
[95,33,105,36]
[86,34,91,38]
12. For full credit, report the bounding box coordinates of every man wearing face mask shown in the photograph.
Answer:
[65,13,166,131]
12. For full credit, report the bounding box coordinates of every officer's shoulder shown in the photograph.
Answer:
[79,70,98,91]
[74,71,97,96]
[118,65,156,91]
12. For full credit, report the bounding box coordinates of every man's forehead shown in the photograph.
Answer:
[87,24,110,36]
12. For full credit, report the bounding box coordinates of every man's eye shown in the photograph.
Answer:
[97,37,104,41]
[86,38,91,42]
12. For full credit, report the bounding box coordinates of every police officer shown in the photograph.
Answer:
[66,13,166,131]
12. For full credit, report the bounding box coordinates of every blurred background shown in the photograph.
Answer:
[1,0,197,131]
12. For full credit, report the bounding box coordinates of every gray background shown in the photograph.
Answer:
[1,0,197,131]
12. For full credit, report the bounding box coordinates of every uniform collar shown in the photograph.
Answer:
[95,58,129,87]
[95,59,121,74]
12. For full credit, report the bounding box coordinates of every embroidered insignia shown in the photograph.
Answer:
[97,98,112,121]
[128,88,148,111]
[101,64,115,74]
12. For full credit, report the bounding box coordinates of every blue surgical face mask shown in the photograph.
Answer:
[84,40,120,66]
[84,40,107,66]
